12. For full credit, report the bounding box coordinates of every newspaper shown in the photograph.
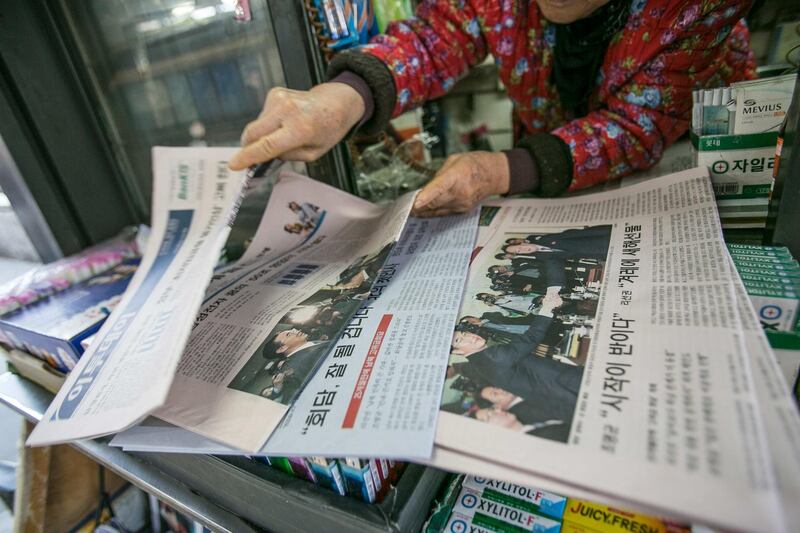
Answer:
[28,147,249,445]
[28,147,420,453]
[112,209,480,459]
[428,167,798,532]
[152,170,416,452]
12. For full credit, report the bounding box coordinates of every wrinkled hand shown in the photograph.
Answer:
[412,151,510,217]
[229,83,365,171]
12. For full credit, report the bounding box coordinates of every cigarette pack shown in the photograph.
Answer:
[561,499,690,533]
[287,456,317,482]
[340,458,377,503]
[449,485,562,533]
[370,458,390,501]
[0,258,139,372]
[308,457,347,496]
[732,74,795,134]
[462,476,566,520]
[267,456,295,476]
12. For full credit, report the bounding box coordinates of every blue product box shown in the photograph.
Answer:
[0,259,139,373]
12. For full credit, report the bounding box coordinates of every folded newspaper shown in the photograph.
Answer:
[27,148,800,532]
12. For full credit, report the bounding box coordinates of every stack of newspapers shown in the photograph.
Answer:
[19,148,800,532]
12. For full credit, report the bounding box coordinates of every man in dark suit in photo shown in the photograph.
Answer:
[451,313,584,425]
[229,326,330,404]
[479,385,573,442]
[472,405,570,442]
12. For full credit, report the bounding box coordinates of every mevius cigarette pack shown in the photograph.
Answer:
[732,74,796,134]
[0,259,139,372]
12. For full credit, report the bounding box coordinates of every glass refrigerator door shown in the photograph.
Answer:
[58,0,287,214]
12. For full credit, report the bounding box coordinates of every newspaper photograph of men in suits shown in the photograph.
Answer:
[440,224,611,443]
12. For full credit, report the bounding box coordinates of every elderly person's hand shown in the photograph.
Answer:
[229,83,364,171]
[412,151,510,217]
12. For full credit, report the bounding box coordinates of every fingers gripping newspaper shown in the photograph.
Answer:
[29,147,417,452]
[427,167,799,532]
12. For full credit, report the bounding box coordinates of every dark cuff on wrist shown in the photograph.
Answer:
[327,50,396,136]
[329,71,375,129]
[502,148,539,195]
[515,133,573,197]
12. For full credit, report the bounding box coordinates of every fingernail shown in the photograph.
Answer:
[228,153,244,171]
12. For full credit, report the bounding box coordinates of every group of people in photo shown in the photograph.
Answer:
[441,225,612,443]
[283,200,322,236]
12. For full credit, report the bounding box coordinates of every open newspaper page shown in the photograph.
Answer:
[153,172,416,452]
[265,210,479,458]
[429,168,795,532]
[112,210,481,459]
[28,147,248,445]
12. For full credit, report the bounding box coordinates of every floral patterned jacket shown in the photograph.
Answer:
[330,0,756,192]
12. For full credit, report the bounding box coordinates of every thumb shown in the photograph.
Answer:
[413,165,459,212]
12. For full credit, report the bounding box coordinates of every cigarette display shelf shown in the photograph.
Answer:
[0,371,447,533]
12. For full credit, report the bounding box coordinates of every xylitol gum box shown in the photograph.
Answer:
[734,264,800,279]
[731,258,800,272]
[727,244,792,258]
[747,292,800,332]
[729,253,798,267]
[741,278,800,293]
[737,271,800,285]
[448,485,562,533]
[462,476,566,520]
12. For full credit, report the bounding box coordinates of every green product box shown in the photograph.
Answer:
[745,286,799,299]
[737,271,800,285]
[727,243,791,254]
[448,486,562,533]
[734,264,800,278]
[728,247,793,261]
[732,258,800,272]
[462,476,566,521]
[730,254,798,266]
[748,293,800,332]
[742,279,800,293]
[692,131,777,199]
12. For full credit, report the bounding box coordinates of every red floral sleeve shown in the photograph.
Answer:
[553,1,756,191]
[356,0,491,116]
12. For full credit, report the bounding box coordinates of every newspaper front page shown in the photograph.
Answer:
[428,167,796,532]
[28,147,249,445]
